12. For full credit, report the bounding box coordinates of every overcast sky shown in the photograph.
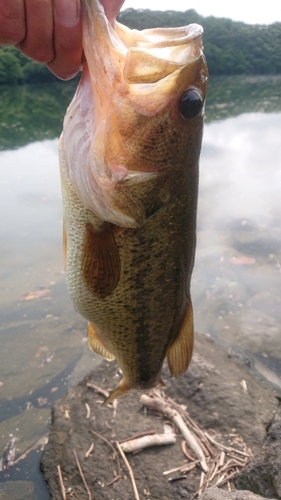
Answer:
[121,1,280,25]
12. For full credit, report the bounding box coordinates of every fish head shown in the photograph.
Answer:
[61,0,208,226]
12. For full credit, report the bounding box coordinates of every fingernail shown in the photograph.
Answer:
[55,0,80,26]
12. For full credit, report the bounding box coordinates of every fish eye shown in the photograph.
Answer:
[179,89,204,120]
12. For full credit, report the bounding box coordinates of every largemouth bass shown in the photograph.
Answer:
[60,0,208,403]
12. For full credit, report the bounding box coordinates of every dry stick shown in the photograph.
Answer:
[227,452,248,463]
[181,440,196,461]
[205,432,250,457]
[86,383,109,399]
[140,394,208,473]
[89,429,121,476]
[12,435,48,465]
[116,430,156,444]
[113,399,118,418]
[219,451,226,467]
[106,475,120,487]
[116,441,140,500]
[168,475,187,482]
[73,449,92,500]
[85,443,94,459]
[198,471,206,496]
[216,469,239,487]
[163,461,200,475]
[85,403,91,419]
[119,432,176,453]
[57,465,67,500]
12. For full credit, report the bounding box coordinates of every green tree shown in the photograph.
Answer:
[0,47,24,84]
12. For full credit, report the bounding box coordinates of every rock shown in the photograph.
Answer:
[200,487,276,500]
[235,404,281,499]
[41,332,279,499]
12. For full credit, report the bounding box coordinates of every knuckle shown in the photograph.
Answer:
[19,42,54,64]
[0,23,25,45]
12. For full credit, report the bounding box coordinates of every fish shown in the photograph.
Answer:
[59,0,208,404]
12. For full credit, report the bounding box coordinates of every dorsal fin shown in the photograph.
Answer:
[82,222,121,299]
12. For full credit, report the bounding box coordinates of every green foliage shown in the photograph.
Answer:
[0,46,58,85]
[0,81,78,150]
[1,75,281,150]
[0,47,24,84]
[118,9,281,76]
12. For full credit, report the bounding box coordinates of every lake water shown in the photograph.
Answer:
[0,75,281,498]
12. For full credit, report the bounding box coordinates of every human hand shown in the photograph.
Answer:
[0,0,125,81]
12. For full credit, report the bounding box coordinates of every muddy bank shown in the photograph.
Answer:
[41,332,279,499]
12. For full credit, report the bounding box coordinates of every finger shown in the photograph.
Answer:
[46,0,82,80]
[18,0,54,63]
[101,0,125,24]
[0,0,26,45]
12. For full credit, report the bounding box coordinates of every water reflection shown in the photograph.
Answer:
[193,112,281,389]
[0,77,281,498]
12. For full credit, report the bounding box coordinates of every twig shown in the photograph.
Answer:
[205,432,250,457]
[86,383,109,399]
[113,399,118,418]
[219,451,225,467]
[89,429,121,476]
[168,475,187,482]
[210,463,220,482]
[198,471,206,495]
[116,441,140,500]
[85,443,94,458]
[163,461,199,475]
[57,465,66,500]
[13,436,48,465]
[116,430,156,444]
[140,394,208,473]
[85,403,91,419]
[181,440,196,461]
[226,452,248,463]
[119,432,176,453]
[106,475,120,487]
[73,449,92,500]
[216,469,239,487]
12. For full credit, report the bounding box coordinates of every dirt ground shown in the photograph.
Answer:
[41,333,279,499]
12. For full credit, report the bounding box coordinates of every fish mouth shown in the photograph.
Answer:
[82,0,206,96]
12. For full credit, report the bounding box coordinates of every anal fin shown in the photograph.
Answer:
[88,322,115,361]
[82,222,121,299]
[167,301,194,377]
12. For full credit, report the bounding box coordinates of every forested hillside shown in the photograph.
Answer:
[1,8,280,84]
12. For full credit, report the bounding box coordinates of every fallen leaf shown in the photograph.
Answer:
[229,256,256,265]
[21,288,51,301]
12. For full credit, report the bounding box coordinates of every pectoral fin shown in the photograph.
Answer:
[167,301,194,377]
[82,222,121,299]
[88,322,115,361]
